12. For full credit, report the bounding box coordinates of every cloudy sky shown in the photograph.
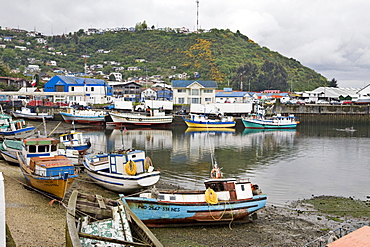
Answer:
[2,0,370,88]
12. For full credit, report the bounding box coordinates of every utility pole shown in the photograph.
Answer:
[196,0,199,31]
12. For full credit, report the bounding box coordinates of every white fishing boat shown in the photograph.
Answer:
[0,114,35,139]
[110,109,173,126]
[83,149,161,193]
[11,107,54,120]
[60,107,107,125]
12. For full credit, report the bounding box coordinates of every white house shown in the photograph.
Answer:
[171,80,217,104]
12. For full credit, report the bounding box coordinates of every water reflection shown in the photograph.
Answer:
[56,123,369,205]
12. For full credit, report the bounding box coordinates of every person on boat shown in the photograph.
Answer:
[146,106,151,116]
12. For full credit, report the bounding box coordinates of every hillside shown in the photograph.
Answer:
[0,27,328,91]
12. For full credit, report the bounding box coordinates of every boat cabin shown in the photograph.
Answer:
[60,131,86,146]
[204,178,254,200]
[30,155,75,177]
[23,138,59,156]
[87,150,147,175]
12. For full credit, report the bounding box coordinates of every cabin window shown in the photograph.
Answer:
[241,185,245,191]
[91,87,94,92]
[111,164,116,173]
[51,144,57,152]
[71,87,74,91]
[28,145,37,153]
[38,145,49,152]
[169,196,176,200]
[158,195,165,200]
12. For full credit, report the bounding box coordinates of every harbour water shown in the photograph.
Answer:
[54,122,370,205]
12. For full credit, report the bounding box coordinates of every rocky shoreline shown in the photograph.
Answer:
[2,161,369,247]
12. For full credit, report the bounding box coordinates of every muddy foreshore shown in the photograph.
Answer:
[2,160,369,247]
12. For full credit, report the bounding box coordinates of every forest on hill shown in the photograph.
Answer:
[0,26,330,91]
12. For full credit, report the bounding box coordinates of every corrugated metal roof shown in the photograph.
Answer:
[172,80,217,88]
[216,91,248,97]
[55,75,106,85]
[327,226,370,247]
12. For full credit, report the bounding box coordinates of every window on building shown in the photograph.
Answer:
[178,89,186,93]
[71,87,74,91]
[191,89,199,96]
[204,89,213,93]
[191,98,199,104]
[91,87,94,92]
[178,98,184,104]
[205,98,212,102]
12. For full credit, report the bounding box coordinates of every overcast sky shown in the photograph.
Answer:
[2,0,370,88]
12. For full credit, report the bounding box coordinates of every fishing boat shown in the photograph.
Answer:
[60,107,107,125]
[0,139,22,165]
[59,131,91,152]
[121,164,267,227]
[109,109,173,126]
[336,127,357,132]
[242,113,299,129]
[83,149,161,193]
[0,114,35,139]
[185,127,236,134]
[11,107,54,120]
[66,190,163,247]
[16,137,79,198]
[182,113,236,128]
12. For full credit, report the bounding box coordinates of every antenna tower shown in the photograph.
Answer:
[196,0,199,30]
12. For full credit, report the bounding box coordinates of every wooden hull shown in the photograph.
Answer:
[84,168,161,193]
[0,126,35,139]
[18,154,77,198]
[12,111,54,120]
[66,190,163,247]
[60,112,106,125]
[122,195,267,227]
[0,151,18,165]
[183,118,236,128]
[110,112,173,126]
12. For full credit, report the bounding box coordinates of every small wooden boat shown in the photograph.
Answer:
[121,164,267,227]
[0,114,35,139]
[60,107,107,125]
[83,149,161,193]
[66,190,163,247]
[242,113,299,129]
[11,107,54,120]
[17,137,79,198]
[183,113,236,128]
[110,110,173,126]
[0,139,22,164]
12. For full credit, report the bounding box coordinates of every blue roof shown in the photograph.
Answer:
[51,75,106,85]
[216,91,248,97]
[172,80,217,88]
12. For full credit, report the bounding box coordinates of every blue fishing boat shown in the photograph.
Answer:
[242,113,299,129]
[121,164,267,227]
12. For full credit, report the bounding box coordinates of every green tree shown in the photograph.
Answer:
[329,78,338,87]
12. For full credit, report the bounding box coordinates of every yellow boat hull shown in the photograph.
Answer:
[22,172,76,198]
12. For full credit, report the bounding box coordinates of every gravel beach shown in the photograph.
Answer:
[2,159,369,247]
